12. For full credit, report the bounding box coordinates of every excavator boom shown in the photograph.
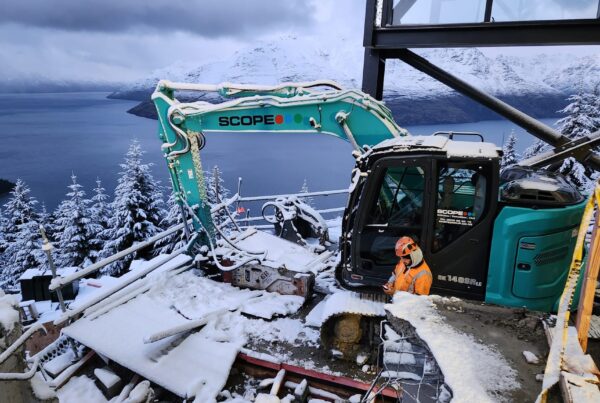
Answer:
[152,80,406,245]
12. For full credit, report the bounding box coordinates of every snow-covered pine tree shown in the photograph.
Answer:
[2,179,38,244]
[205,165,233,232]
[556,89,598,191]
[501,131,519,170]
[2,219,45,289]
[521,139,548,162]
[153,189,187,255]
[38,202,52,239]
[101,141,166,276]
[54,174,95,268]
[299,179,314,207]
[88,178,112,261]
[1,180,43,288]
[557,91,600,139]
[0,209,8,266]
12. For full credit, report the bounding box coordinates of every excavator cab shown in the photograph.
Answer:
[338,134,589,310]
[340,135,498,300]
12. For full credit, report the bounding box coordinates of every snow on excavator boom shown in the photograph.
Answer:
[152,80,406,246]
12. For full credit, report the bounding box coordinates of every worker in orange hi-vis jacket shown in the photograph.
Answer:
[383,236,432,296]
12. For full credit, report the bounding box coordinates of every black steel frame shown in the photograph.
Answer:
[362,0,600,169]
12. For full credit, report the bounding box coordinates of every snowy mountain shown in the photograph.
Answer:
[110,36,600,124]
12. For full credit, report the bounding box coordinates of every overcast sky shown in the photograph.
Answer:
[0,0,598,85]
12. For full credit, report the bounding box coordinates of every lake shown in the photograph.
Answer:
[0,92,558,213]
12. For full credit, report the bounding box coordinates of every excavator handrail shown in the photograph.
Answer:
[154,79,345,98]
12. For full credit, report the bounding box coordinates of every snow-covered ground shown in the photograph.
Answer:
[386,293,520,402]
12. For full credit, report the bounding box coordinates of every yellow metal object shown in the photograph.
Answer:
[539,181,600,402]
[322,314,364,360]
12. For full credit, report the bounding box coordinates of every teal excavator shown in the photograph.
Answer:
[152,79,599,313]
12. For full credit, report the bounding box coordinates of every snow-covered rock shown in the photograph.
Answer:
[523,350,540,365]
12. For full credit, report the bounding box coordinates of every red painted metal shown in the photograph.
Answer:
[238,352,398,399]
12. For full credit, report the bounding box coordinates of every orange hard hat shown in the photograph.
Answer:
[395,236,418,257]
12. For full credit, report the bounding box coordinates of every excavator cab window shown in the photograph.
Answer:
[433,163,488,252]
[368,166,425,228]
[357,162,426,277]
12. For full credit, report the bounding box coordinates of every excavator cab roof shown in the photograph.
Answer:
[366,134,501,161]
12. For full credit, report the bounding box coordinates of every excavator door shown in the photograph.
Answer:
[350,155,498,300]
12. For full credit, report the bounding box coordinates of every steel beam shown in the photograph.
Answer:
[369,19,600,48]
[390,49,600,170]
[362,48,386,100]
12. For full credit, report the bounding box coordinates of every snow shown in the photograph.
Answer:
[63,267,310,401]
[30,372,57,400]
[243,317,319,346]
[381,371,422,381]
[373,135,500,159]
[93,367,120,389]
[305,291,386,327]
[0,292,19,336]
[56,375,107,403]
[223,228,331,274]
[125,380,152,403]
[43,349,76,377]
[19,266,79,281]
[523,350,540,365]
[116,37,600,104]
[386,292,520,402]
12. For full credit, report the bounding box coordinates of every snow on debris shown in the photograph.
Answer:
[243,317,319,346]
[94,367,121,389]
[386,292,520,402]
[523,350,540,364]
[56,375,107,403]
[224,229,331,274]
[63,267,310,401]
[305,291,386,327]
[0,291,19,337]
[43,349,76,377]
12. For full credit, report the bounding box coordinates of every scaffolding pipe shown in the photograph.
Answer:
[49,221,190,291]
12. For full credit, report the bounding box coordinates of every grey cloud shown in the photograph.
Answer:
[0,0,317,36]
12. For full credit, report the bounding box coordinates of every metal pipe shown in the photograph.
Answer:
[53,247,189,325]
[393,48,600,170]
[49,221,189,291]
[238,189,348,202]
[39,226,67,313]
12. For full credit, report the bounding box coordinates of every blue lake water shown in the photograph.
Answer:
[0,92,558,212]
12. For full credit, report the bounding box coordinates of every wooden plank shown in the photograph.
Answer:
[576,187,600,352]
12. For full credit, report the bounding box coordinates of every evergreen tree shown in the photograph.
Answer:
[205,165,233,231]
[556,91,599,139]
[501,131,519,170]
[1,180,43,288]
[153,190,187,255]
[521,139,548,161]
[2,220,45,288]
[0,209,8,267]
[38,202,52,239]
[299,179,314,206]
[101,141,165,276]
[54,174,95,268]
[556,89,599,191]
[89,178,112,261]
[2,179,38,243]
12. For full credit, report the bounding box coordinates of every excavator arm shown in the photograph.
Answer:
[151,80,407,246]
